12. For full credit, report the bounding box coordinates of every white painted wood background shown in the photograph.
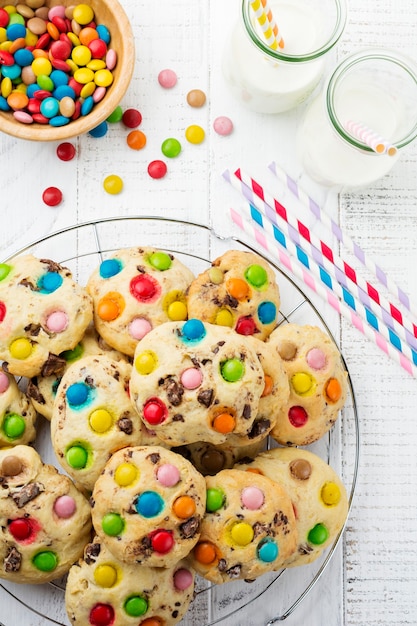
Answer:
[0,0,417,625]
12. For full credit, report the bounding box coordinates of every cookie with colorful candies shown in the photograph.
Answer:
[186,249,280,341]
[65,536,195,626]
[0,370,37,447]
[27,322,129,421]
[188,468,297,584]
[129,319,265,446]
[267,324,348,446]
[90,446,206,568]
[0,445,92,584]
[86,247,195,357]
[51,355,150,492]
[0,255,93,378]
[237,447,348,567]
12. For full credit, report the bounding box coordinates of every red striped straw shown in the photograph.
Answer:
[250,0,284,50]
[229,206,417,379]
[344,120,397,156]
[228,167,417,351]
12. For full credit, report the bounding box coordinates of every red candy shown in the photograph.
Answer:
[0,302,6,322]
[147,160,167,179]
[143,398,167,425]
[0,50,14,66]
[130,274,159,301]
[56,142,76,161]
[89,38,107,59]
[150,529,174,554]
[9,518,33,541]
[235,316,257,335]
[122,108,142,128]
[42,186,63,207]
[288,406,308,427]
[89,603,115,626]
[50,39,72,60]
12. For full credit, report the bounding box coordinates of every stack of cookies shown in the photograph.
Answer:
[0,247,350,626]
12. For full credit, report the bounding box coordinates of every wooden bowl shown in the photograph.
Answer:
[0,0,135,141]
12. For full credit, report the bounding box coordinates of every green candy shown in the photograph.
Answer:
[2,413,25,440]
[124,596,148,617]
[149,251,172,271]
[106,105,123,123]
[102,512,124,536]
[32,551,58,572]
[308,523,329,545]
[66,445,88,469]
[61,343,84,362]
[0,264,11,281]
[206,488,225,512]
[161,137,182,158]
[220,358,245,382]
[244,264,268,288]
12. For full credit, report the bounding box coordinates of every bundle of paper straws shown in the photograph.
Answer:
[223,164,417,379]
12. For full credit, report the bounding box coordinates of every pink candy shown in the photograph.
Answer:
[129,317,152,340]
[306,348,327,370]
[173,568,193,590]
[45,310,68,333]
[156,463,180,487]
[158,68,177,89]
[105,49,117,71]
[213,115,233,136]
[53,495,76,518]
[0,371,10,393]
[240,486,264,510]
[180,367,203,389]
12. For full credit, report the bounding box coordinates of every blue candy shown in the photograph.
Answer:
[1,64,21,80]
[257,301,277,324]
[53,85,76,100]
[13,48,34,67]
[40,97,60,119]
[0,96,10,112]
[257,538,279,562]
[38,271,63,293]
[181,319,206,342]
[50,70,69,88]
[96,24,111,44]
[135,491,164,518]
[66,382,90,407]
[6,23,26,41]
[49,115,70,127]
[81,96,94,116]
[100,258,122,278]
[89,121,108,138]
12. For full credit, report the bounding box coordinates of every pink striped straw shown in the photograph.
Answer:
[268,159,417,321]
[344,120,397,156]
[229,206,417,379]
[228,167,417,355]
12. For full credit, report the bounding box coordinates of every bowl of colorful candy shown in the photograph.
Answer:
[0,0,135,141]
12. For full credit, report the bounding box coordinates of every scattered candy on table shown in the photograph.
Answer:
[106,105,123,123]
[186,88,206,107]
[122,107,142,128]
[103,174,123,194]
[157,68,177,89]
[213,115,233,136]
[161,137,181,158]
[126,129,146,150]
[147,160,167,179]
[42,186,63,206]
[185,124,205,144]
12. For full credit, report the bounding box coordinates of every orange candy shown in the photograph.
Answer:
[140,619,163,626]
[212,412,235,434]
[261,374,273,397]
[7,92,29,110]
[127,129,147,150]
[226,277,249,300]
[194,541,217,565]
[172,495,196,519]
[325,378,342,402]
[32,49,49,59]
[46,21,60,40]
[97,292,125,321]
[79,26,99,45]
[9,38,26,54]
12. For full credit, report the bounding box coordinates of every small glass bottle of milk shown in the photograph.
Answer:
[296,49,417,190]
[222,0,347,114]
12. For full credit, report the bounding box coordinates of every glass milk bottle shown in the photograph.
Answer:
[222,0,347,114]
[296,49,417,190]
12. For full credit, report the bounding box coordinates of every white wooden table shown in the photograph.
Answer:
[1,1,417,625]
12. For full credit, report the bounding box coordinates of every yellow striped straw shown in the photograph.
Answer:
[250,0,284,50]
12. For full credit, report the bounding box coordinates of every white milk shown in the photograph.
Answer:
[296,82,401,190]
[222,2,327,114]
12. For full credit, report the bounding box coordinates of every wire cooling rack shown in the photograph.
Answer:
[0,217,359,625]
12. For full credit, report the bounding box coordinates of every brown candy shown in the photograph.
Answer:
[289,458,312,480]
[186,89,206,108]
[278,340,297,361]
[1,455,23,477]
[201,449,226,474]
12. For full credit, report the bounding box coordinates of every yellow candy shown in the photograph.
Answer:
[9,337,32,360]
[208,267,224,284]
[230,522,254,546]
[114,462,139,487]
[1,77,12,98]
[185,124,205,144]
[72,3,95,25]
[94,69,114,87]
[87,59,106,71]
[0,41,12,51]
[89,408,113,433]
[215,309,234,327]
[31,57,52,76]
[71,44,91,66]
[67,32,80,47]
[321,481,341,506]
[291,372,315,395]
[3,5,17,15]
[25,30,38,47]
[0,28,7,44]
[73,67,94,84]
[80,81,96,98]
[167,300,187,321]
[94,564,118,588]
[135,350,158,375]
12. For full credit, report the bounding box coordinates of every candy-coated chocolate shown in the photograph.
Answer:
[122,107,142,128]
[206,487,225,512]
[2,413,26,439]
[124,595,148,617]
[130,274,159,301]
[103,174,123,195]
[143,398,167,425]
[129,317,152,340]
[291,372,315,395]
[0,301,6,322]
[66,381,90,406]
[308,522,329,545]
[9,337,32,359]
[114,462,138,487]
[9,517,33,541]
[45,310,68,332]
[325,377,342,402]
[127,129,146,150]
[240,486,264,510]
[1,454,23,476]
[161,137,181,158]
[172,495,196,518]
[156,463,180,487]
[180,367,203,389]
[186,88,206,107]
[321,481,341,506]
[185,124,205,144]
[194,541,217,564]
[226,277,248,300]
[38,271,63,293]
[13,110,33,123]
[0,371,10,393]
[230,521,254,546]
[257,537,278,562]
[150,529,174,553]
[306,347,327,370]
[201,449,225,473]
[181,318,206,341]
[215,309,234,327]
[173,567,193,590]
[148,251,172,271]
[245,264,267,288]
[258,301,277,324]
[288,405,308,428]
[235,316,257,335]
[72,4,94,25]
[97,293,124,320]
[99,258,122,279]
[136,491,165,518]
[106,105,123,123]
[158,68,177,88]
[89,408,113,433]
[212,412,235,434]
[135,351,158,375]
[213,115,234,135]
[94,564,118,588]
[102,512,124,536]
[89,120,108,137]
[261,374,273,397]
[278,340,297,360]
[89,603,115,626]
[53,494,76,518]
[167,300,187,321]
[289,458,312,480]
[42,186,62,206]
[66,444,88,469]
[56,141,76,160]
[0,263,11,281]
[147,159,167,179]
[220,358,244,382]
[32,550,57,572]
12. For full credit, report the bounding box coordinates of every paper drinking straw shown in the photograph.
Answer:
[260,0,284,48]
[225,167,417,354]
[250,0,283,50]
[268,160,417,321]
[229,206,417,379]
[344,120,398,156]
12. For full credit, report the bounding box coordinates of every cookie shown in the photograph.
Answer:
[267,324,348,445]
[51,355,146,492]
[176,438,266,476]
[86,247,195,357]
[187,249,280,340]
[91,446,206,568]
[0,371,37,447]
[27,323,128,421]
[65,537,195,626]
[189,469,297,583]
[237,447,348,567]
[129,319,265,446]
[0,445,92,584]
[0,255,93,378]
